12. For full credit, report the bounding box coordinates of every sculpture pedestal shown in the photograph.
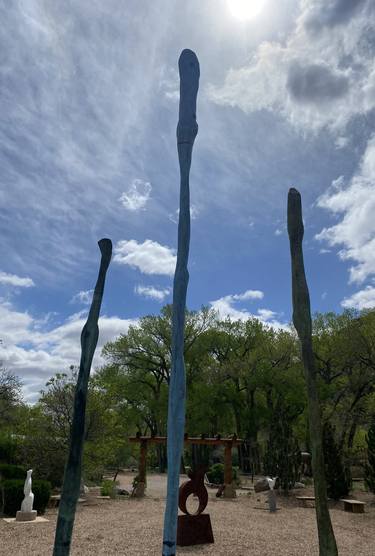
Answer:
[16,510,37,522]
[177,513,214,546]
[268,490,277,512]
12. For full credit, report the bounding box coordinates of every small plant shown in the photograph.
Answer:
[100,479,117,498]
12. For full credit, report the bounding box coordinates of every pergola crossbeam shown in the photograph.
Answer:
[128,435,243,499]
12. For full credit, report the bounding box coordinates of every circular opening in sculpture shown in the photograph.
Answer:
[185,493,201,515]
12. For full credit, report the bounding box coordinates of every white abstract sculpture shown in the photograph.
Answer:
[266,476,277,512]
[21,469,34,512]
[16,469,37,521]
[266,476,277,490]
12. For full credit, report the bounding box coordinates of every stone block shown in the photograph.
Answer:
[16,510,37,522]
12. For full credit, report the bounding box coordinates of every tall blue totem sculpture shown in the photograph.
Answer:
[53,239,112,556]
[162,49,199,556]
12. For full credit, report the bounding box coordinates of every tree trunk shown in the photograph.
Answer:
[288,188,338,556]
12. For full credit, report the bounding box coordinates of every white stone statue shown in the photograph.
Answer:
[21,469,34,513]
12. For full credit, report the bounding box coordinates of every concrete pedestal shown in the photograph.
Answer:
[16,510,37,522]
[268,490,277,512]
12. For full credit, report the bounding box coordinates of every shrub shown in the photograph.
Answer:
[0,464,26,480]
[1,478,51,516]
[100,479,117,498]
[206,463,239,485]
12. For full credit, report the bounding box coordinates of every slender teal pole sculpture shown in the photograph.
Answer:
[287,189,338,556]
[53,238,112,556]
[162,49,199,556]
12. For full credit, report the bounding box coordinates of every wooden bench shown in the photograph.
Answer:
[296,496,316,507]
[48,495,85,508]
[340,499,366,513]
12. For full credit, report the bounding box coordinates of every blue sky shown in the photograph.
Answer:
[1,0,375,402]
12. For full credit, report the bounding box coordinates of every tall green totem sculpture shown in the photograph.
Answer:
[287,188,338,556]
[53,239,112,556]
[162,49,199,556]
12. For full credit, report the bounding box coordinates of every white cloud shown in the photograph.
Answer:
[0,299,137,403]
[0,272,35,288]
[257,308,277,321]
[316,134,375,284]
[168,205,199,224]
[335,136,349,149]
[119,179,152,211]
[207,0,375,132]
[275,228,283,236]
[70,289,93,305]
[209,290,288,330]
[134,285,171,302]
[341,286,375,310]
[231,290,264,301]
[113,239,176,276]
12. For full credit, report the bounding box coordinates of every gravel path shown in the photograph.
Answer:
[1,474,373,555]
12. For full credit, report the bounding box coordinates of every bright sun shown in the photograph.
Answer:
[228,0,267,20]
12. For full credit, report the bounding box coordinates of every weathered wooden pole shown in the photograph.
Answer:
[134,439,147,497]
[53,239,112,556]
[162,49,199,556]
[287,188,338,556]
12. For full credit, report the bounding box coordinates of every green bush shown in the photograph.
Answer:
[0,464,26,480]
[100,479,117,498]
[1,479,51,516]
[206,463,239,485]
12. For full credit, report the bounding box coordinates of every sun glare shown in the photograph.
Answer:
[228,0,267,20]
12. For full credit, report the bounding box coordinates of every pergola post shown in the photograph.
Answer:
[223,441,236,498]
[134,439,147,497]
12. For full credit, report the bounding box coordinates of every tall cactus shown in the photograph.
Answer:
[287,188,338,556]
[53,238,112,556]
[162,49,199,556]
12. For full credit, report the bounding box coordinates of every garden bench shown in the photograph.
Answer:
[296,496,333,508]
[296,496,316,507]
[340,499,366,513]
[48,495,85,508]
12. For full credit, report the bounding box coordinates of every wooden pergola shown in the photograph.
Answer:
[128,433,243,498]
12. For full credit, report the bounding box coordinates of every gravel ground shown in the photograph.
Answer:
[1,473,374,556]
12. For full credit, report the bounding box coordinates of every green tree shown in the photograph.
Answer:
[99,305,216,471]
[263,396,301,493]
[364,415,375,494]
[0,367,23,428]
[322,422,350,500]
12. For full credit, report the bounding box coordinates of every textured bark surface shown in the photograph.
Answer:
[53,239,112,556]
[287,188,338,556]
[162,49,199,556]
